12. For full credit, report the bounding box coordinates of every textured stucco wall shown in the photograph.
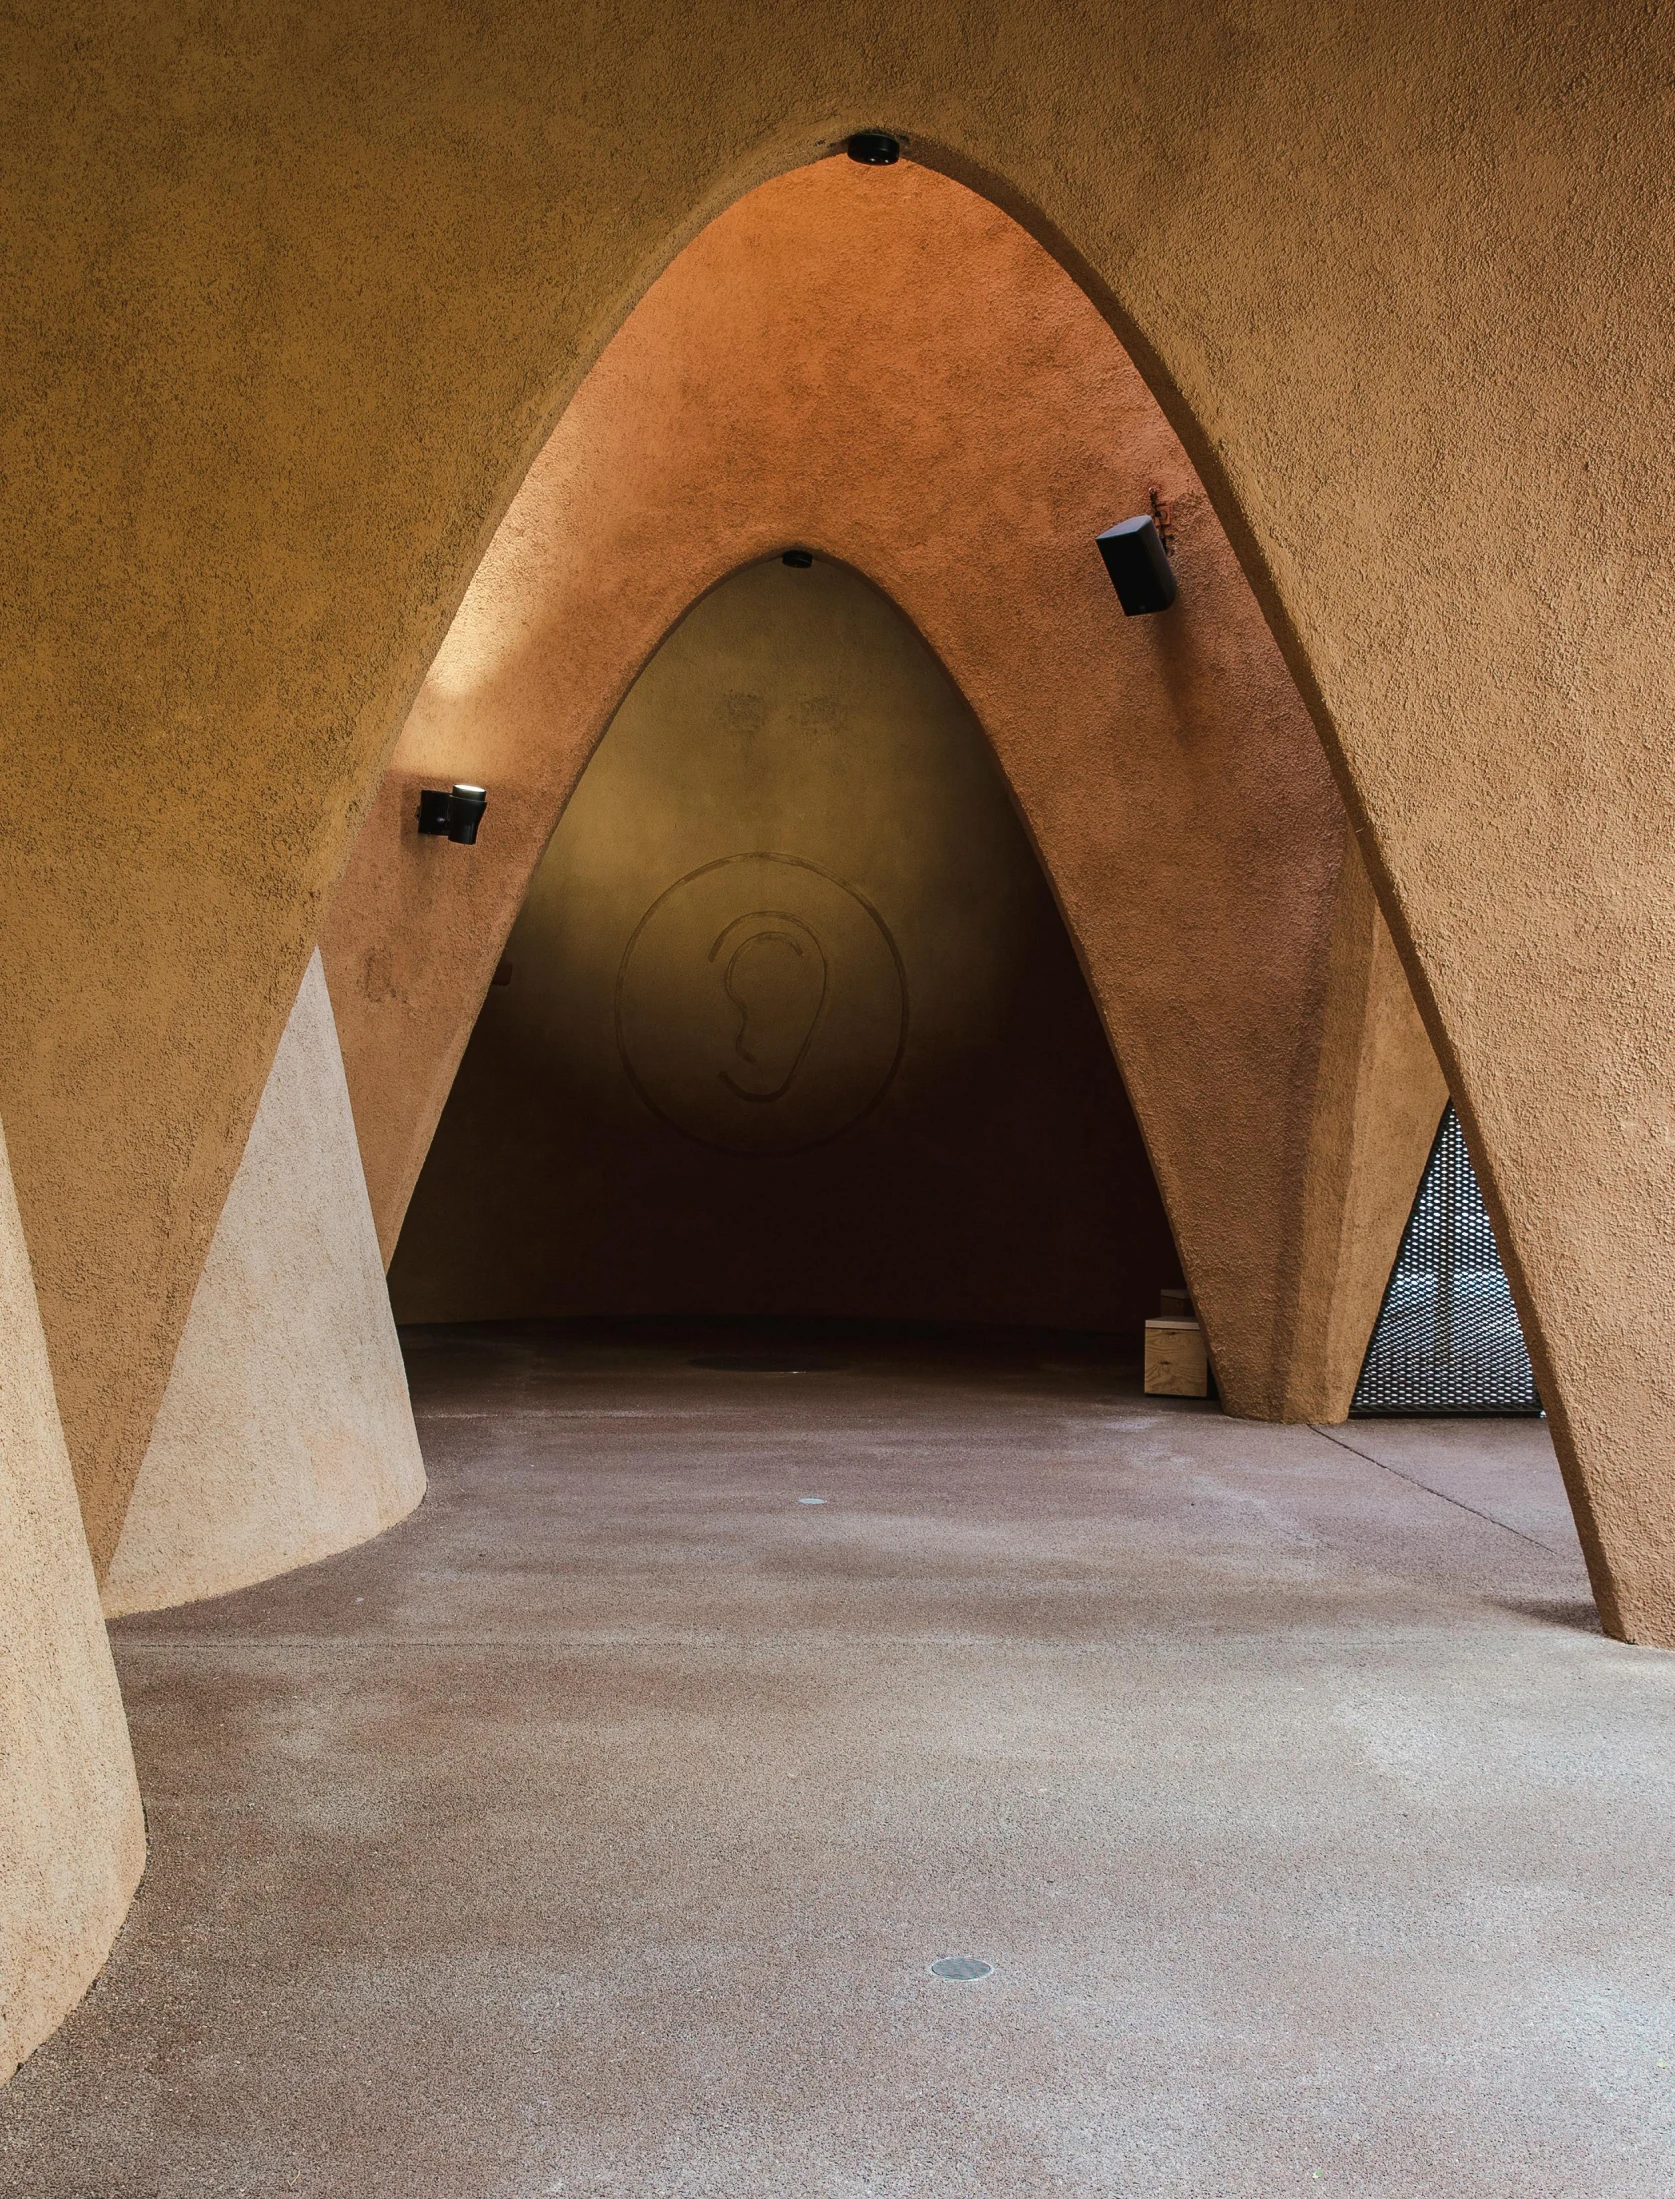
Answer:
[103,955,425,1617]
[5,6,1672,1635]
[1278,836,1451,1421]
[391,559,1180,1332]
[326,160,1367,1420]
[0,1117,143,2081]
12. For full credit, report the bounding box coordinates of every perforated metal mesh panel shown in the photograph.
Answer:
[1352,1104,1541,1416]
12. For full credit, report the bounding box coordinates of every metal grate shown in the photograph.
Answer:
[1352,1104,1541,1416]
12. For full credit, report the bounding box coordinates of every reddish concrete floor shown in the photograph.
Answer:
[6,1325,1675,2197]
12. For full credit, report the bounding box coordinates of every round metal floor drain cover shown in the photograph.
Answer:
[928,1956,992,1981]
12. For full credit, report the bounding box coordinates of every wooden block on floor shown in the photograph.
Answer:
[1145,1317,1208,1398]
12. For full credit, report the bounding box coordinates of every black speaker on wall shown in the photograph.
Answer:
[1096,516,1177,616]
[418,783,489,845]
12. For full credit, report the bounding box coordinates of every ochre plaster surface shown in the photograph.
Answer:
[0,1118,143,2082]
[103,956,425,1617]
[328,162,1371,1420]
[1277,835,1450,1421]
[6,9,1671,1636]
[391,560,1179,1331]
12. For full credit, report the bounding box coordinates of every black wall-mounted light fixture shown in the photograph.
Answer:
[418,784,489,844]
[1096,516,1178,616]
[847,131,900,165]
[782,548,814,568]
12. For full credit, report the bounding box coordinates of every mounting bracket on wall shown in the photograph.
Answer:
[418,784,489,844]
[1096,515,1178,616]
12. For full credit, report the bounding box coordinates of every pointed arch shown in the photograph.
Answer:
[8,25,1656,1637]
[322,158,1436,1421]
[390,552,1184,1331]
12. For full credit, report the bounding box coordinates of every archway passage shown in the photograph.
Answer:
[2,4,1668,1643]
[392,558,1181,1337]
[327,155,1443,1430]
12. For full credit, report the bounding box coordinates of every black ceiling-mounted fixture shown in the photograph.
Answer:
[782,548,814,567]
[847,131,900,166]
[418,783,489,845]
[1096,515,1178,616]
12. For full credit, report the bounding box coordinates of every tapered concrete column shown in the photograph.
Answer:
[0,1118,143,2082]
[102,954,425,1616]
[1272,834,1449,1423]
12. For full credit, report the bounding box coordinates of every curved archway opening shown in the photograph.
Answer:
[4,42,1639,2130]
[6,21,1665,2131]
[325,150,1437,1417]
[391,554,1181,1342]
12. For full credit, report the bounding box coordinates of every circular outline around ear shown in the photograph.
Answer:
[614,850,910,1157]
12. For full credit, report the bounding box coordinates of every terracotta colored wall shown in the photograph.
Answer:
[5,8,1669,1636]
[1277,837,1450,1421]
[391,559,1180,1332]
[103,954,426,1616]
[0,1118,143,2080]
[326,161,1365,1427]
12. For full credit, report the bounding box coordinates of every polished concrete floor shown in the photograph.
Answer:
[6,1324,1675,2197]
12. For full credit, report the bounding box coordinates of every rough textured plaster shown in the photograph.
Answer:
[326,163,1386,1421]
[102,955,425,1618]
[0,1118,143,2082]
[4,4,1671,1634]
[1276,834,1451,1420]
[389,558,1181,1332]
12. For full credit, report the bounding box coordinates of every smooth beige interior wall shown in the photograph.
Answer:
[103,954,425,1617]
[392,559,1179,1331]
[0,1116,143,2081]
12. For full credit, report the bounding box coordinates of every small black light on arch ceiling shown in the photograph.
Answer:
[1096,515,1178,616]
[418,784,489,844]
[847,131,900,165]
